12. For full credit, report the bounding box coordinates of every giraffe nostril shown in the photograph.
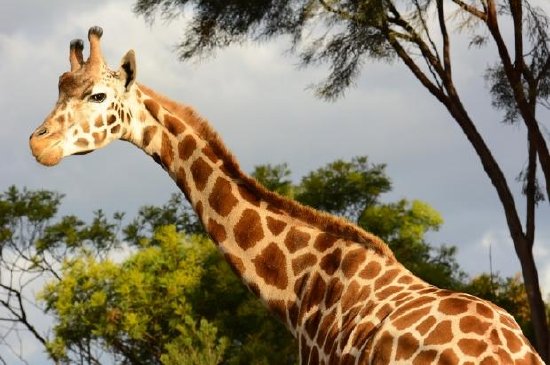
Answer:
[35,127,48,137]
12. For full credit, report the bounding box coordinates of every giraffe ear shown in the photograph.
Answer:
[119,50,137,91]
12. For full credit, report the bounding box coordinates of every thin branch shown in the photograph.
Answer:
[0,283,47,346]
[386,31,447,103]
[412,0,442,67]
[509,0,524,73]
[317,0,361,22]
[387,3,446,81]
[437,0,452,83]
[451,0,487,20]
[525,135,537,248]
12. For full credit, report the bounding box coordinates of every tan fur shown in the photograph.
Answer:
[138,83,395,260]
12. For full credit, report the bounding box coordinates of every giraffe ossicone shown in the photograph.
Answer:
[29,26,544,365]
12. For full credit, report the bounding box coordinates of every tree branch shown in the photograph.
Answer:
[0,283,47,346]
[525,134,537,249]
[451,0,487,20]
[387,3,446,85]
[485,0,550,203]
[437,0,452,83]
[317,0,361,22]
[386,33,447,103]
[509,0,524,74]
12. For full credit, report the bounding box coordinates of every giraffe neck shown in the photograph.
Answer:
[123,83,409,349]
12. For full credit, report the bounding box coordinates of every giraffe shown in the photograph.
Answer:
[29,26,544,365]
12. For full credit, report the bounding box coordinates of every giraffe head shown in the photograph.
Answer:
[30,26,137,166]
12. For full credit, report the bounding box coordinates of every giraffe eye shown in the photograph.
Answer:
[89,93,106,103]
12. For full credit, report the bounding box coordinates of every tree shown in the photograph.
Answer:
[0,186,123,364]
[295,156,390,221]
[133,0,550,359]
[41,227,229,365]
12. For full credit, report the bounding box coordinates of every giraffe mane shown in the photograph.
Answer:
[138,84,395,260]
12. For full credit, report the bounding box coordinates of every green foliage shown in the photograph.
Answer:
[295,156,390,221]
[41,227,228,364]
[0,185,62,247]
[124,193,203,246]
[359,199,464,289]
[252,163,294,198]
[133,0,394,99]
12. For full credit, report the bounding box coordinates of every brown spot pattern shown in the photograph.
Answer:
[110,125,121,134]
[376,285,402,301]
[207,219,226,243]
[190,157,213,191]
[202,146,219,163]
[370,331,393,364]
[144,99,160,119]
[252,242,287,289]
[476,303,495,319]
[160,132,174,167]
[284,227,310,253]
[107,114,116,125]
[412,350,437,365]
[501,327,523,353]
[324,277,344,309]
[164,114,186,135]
[93,130,107,144]
[395,333,419,360]
[94,115,104,127]
[415,316,436,336]
[233,209,264,250]
[424,320,453,345]
[142,126,157,148]
[291,253,317,276]
[440,349,460,364]
[373,268,400,290]
[302,273,326,313]
[237,185,260,206]
[341,281,370,313]
[305,310,322,339]
[75,138,88,147]
[320,248,342,275]
[224,253,245,275]
[341,248,366,279]
[317,308,337,346]
[438,297,470,315]
[313,232,337,252]
[359,261,381,280]
[178,135,197,160]
[459,315,490,335]
[208,177,238,217]
[266,216,286,236]
[294,273,309,298]
[458,338,488,357]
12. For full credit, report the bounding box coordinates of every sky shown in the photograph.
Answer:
[1,0,550,363]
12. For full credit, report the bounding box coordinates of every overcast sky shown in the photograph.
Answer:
[1,0,550,363]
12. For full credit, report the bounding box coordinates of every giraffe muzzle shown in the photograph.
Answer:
[29,128,63,166]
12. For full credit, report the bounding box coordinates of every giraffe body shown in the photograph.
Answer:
[30,27,544,365]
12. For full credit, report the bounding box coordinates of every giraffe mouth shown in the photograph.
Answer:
[30,138,63,166]
[74,150,94,155]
